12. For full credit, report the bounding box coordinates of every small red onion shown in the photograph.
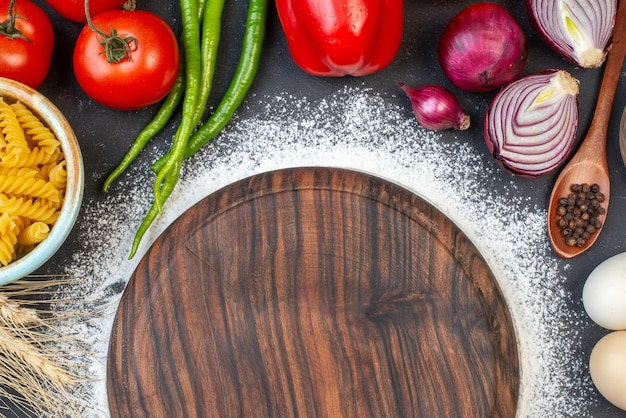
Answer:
[527,0,617,68]
[438,2,528,93]
[484,69,580,178]
[399,82,470,131]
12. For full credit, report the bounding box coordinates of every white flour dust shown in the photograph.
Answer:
[59,86,595,417]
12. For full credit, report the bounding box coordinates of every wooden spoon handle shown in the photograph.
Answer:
[588,0,626,154]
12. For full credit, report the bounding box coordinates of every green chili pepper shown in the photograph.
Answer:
[127,0,267,258]
[102,56,185,193]
[129,159,181,259]
[192,0,225,125]
[152,0,202,212]
[197,0,207,20]
[152,0,267,173]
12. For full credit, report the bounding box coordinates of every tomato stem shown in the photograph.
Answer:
[0,0,31,42]
[123,0,136,10]
[84,0,137,63]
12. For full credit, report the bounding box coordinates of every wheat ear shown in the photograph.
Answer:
[0,293,40,326]
[0,325,72,386]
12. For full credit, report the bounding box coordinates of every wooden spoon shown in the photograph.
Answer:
[547,0,626,259]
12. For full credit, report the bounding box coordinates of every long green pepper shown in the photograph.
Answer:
[152,0,267,172]
[197,0,207,20]
[152,0,202,212]
[120,0,267,258]
[193,0,225,125]
[129,160,181,259]
[102,56,185,193]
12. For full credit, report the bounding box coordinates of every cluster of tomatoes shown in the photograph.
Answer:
[0,0,180,110]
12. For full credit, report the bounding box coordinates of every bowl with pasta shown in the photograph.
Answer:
[0,77,84,284]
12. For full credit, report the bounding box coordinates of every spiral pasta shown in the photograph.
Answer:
[43,161,67,191]
[0,213,17,266]
[0,175,60,202]
[17,222,49,247]
[0,99,30,157]
[0,97,67,266]
[0,146,61,168]
[0,167,39,179]
[10,101,60,154]
[0,195,59,225]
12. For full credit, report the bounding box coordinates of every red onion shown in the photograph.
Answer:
[438,3,528,93]
[484,69,580,178]
[399,82,470,131]
[527,0,617,68]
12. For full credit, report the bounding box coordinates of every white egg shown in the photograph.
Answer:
[589,331,626,411]
[583,252,626,330]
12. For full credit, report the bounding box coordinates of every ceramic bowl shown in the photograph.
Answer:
[0,77,84,285]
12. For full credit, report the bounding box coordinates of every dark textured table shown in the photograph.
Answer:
[10,0,626,416]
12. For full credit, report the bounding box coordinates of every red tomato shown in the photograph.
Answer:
[44,0,127,23]
[0,0,54,88]
[73,10,180,111]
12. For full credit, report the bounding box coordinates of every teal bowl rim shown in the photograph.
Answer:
[0,77,84,285]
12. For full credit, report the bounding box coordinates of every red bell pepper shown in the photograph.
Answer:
[275,0,404,76]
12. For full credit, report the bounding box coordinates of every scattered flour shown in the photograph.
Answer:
[58,86,596,417]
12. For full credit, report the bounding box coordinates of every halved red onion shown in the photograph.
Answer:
[527,0,617,68]
[484,69,580,178]
[438,3,528,93]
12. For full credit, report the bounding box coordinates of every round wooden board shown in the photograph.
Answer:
[107,167,519,417]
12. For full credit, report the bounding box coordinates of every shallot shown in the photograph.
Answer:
[399,82,470,131]
[484,69,579,178]
[527,0,617,68]
[438,2,528,93]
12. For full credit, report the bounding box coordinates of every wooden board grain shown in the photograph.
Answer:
[106,167,519,417]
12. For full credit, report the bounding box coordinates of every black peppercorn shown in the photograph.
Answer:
[567,195,576,206]
[555,183,605,249]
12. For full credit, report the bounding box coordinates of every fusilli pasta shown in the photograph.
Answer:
[10,101,60,154]
[0,147,61,168]
[17,222,49,246]
[0,195,59,225]
[0,99,29,156]
[43,161,67,191]
[0,175,60,202]
[0,213,17,266]
[0,97,67,266]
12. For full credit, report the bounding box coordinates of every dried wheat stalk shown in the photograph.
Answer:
[0,294,40,326]
[0,275,102,418]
